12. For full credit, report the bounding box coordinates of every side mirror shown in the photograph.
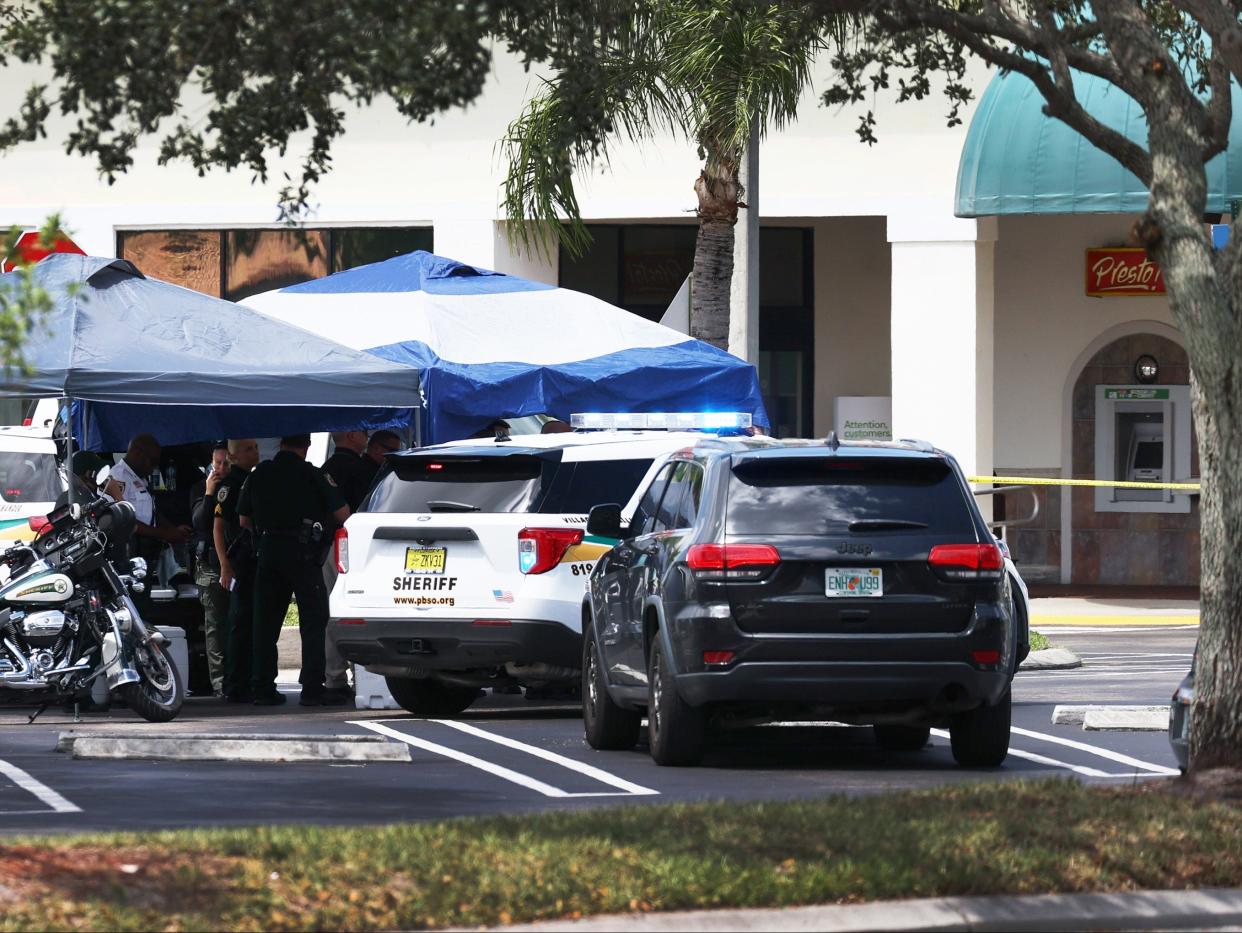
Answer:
[587,503,624,540]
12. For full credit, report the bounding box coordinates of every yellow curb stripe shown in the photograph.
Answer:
[968,475,1200,491]
[1031,615,1200,626]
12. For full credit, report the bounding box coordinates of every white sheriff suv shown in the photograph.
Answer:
[329,413,753,716]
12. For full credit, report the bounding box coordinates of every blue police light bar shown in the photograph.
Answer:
[570,412,752,431]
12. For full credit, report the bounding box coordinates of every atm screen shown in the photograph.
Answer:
[1134,441,1163,470]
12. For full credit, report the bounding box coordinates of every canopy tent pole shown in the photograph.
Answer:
[63,396,74,509]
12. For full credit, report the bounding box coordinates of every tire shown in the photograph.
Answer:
[874,724,931,751]
[122,640,184,723]
[385,676,478,717]
[583,625,640,750]
[647,636,705,766]
[949,689,1011,767]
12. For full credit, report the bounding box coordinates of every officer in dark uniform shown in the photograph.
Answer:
[214,438,261,703]
[322,431,370,513]
[238,434,349,706]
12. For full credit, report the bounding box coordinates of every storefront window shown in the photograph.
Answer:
[225,229,329,302]
[116,230,223,296]
[332,227,434,271]
[117,226,433,301]
[560,223,813,437]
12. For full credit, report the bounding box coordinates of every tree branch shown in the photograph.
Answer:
[877,1,1154,184]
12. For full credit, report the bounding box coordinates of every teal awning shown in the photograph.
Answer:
[956,69,1242,217]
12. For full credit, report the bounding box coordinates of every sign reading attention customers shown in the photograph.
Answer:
[1085,247,1167,297]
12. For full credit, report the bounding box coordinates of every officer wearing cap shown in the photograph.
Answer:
[214,438,261,703]
[238,434,349,706]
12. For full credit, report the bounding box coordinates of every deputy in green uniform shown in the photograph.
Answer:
[214,438,261,703]
[238,435,349,706]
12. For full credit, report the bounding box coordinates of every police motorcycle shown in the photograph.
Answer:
[0,496,184,722]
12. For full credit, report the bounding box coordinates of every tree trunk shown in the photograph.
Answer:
[1140,130,1242,774]
[691,153,740,350]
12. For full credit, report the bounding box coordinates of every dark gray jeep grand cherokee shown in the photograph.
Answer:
[582,437,1024,767]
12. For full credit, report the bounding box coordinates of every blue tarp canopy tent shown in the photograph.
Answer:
[0,255,420,450]
[244,251,769,445]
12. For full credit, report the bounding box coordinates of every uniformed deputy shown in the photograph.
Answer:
[214,438,261,704]
[238,434,349,706]
[322,431,370,513]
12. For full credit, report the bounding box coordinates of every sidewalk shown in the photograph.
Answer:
[495,888,1242,932]
[1029,596,1199,628]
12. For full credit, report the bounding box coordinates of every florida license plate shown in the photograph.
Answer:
[404,547,446,574]
[825,568,883,598]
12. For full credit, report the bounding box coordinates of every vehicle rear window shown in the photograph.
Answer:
[364,456,654,515]
[0,452,61,504]
[538,459,654,514]
[366,456,547,514]
[726,457,974,535]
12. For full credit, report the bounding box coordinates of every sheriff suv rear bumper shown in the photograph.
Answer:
[329,617,581,673]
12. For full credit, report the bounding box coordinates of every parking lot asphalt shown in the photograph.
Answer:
[0,624,1195,835]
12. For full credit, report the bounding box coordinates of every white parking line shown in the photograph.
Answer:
[433,719,659,796]
[1009,726,1179,775]
[351,720,658,799]
[929,729,1111,777]
[0,758,80,814]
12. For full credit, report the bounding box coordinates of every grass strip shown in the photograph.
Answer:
[0,778,1234,931]
[1029,629,1052,651]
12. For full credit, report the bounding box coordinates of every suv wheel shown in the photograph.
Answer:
[385,676,478,717]
[583,628,641,750]
[647,636,705,766]
[873,724,930,751]
[949,689,1011,767]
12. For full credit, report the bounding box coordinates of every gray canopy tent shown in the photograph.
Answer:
[0,255,420,451]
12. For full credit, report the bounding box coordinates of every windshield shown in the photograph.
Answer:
[727,457,974,536]
[0,451,62,504]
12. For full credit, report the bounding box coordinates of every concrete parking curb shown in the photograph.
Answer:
[489,887,1242,932]
[1050,705,1170,731]
[1019,647,1082,671]
[57,731,412,763]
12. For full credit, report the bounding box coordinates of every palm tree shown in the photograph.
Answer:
[501,1,829,350]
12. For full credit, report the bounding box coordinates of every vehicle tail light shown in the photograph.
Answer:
[686,543,780,581]
[928,543,1003,581]
[703,650,735,665]
[971,649,1001,665]
[336,618,365,626]
[334,527,349,574]
[473,619,512,626]
[27,516,49,534]
[518,527,583,574]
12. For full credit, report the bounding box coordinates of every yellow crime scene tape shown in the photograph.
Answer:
[968,475,1201,491]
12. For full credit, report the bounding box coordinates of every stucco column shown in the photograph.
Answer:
[433,217,556,283]
[887,215,997,483]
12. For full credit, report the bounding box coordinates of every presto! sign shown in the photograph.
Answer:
[1085,248,1166,297]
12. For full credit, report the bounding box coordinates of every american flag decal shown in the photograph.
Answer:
[492,589,514,603]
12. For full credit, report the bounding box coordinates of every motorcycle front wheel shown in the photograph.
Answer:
[122,639,184,722]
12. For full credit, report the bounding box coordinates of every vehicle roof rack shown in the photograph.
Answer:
[897,438,935,453]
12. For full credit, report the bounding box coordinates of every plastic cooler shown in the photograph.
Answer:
[354,665,401,710]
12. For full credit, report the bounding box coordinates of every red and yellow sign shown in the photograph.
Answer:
[1085,247,1166,297]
